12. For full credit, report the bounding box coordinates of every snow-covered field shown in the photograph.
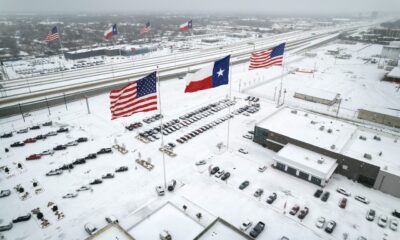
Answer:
[1,41,400,240]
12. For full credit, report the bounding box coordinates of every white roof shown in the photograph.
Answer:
[295,87,339,101]
[196,220,249,240]
[274,144,338,180]
[387,67,400,78]
[89,225,133,240]
[258,108,357,153]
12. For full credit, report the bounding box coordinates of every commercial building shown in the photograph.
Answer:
[385,66,400,82]
[293,88,340,106]
[64,45,156,60]
[381,41,400,62]
[357,108,400,128]
[194,218,252,240]
[254,107,400,198]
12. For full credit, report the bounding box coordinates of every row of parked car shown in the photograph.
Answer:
[25,137,88,161]
[0,213,32,232]
[155,179,177,196]
[1,121,53,139]
[289,205,309,220]
[125,122,143,131]
[366,209,398,231]
[209,166,231,180]
[143,114,163,124]
[10,127,69,148]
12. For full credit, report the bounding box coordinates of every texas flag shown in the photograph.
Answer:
[104,24,118,39]
[184,55,230,93]
[179,20,192,31]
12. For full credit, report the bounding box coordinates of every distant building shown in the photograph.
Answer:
[357,108,400,129]
[381,42,400,61]
[64,45,156,60]
[294,88,340,106]
[254,107,400,198]
[386,67,400,82]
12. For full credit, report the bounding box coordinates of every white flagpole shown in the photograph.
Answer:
[226,56,232,149]
[157,66,167,189]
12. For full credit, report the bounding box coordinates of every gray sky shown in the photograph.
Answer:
[1,0,399,14]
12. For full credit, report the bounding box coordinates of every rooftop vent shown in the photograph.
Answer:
[319,126,325,131]
[359,136,367,141]
[330,144,336,150]
[327,129,332,134]
[304,113,308,117]
[291,110,298,114]
[373,136,381,141]
[310,121,317,125]
[317,158,325,164]
[363,153,372,160]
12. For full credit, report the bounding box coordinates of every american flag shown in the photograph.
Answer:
[140,21,151,35]
[249,43,285,70]
[109,72,158,119]
[45,26,60,43]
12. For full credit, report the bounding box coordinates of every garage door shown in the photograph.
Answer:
[287,166,297,176]
[310,176,322,186]
[276,162,286,171]
[299,171,309,181]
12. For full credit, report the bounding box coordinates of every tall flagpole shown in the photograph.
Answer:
[157,66,167,189]
[226,55,232,149]
[57,26,66,88]
[276,43,286,107]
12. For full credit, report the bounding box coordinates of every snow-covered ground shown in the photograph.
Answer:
[1,41,400,240]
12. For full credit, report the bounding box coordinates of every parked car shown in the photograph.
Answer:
[46,169,63,176]
[76,185,92,192]
[97,148,112,154]
[115,166,128,172]
[26,154,41,160]
[243,134,253,140]
[45,131,57,137]
[240,220,253,231]
[85,153,97,160]
[57,127,69,133]
[249,221,265,238]
[11,141,25,147]
[35,134,46,140]
[389,218,398,231]
[366,209,376,221]
[102,173,115,179]
[160,230,172,240]
[195,160,207,166]
[337,196,347,208]
[12,213,31,223]
[355,195,370,204]
[336,188,351,196]
[298,207,309,219]
[254,188,264,198]
[63,193,78,198]
[378,215,388,228]
[258,166,267,172]
[266,192,277,204]
[392,210,400,219]
[167,180,177,191]
[53,145,67,151]
[77,137,88,143]
[84,223,97,235]
[17,128,28,134]
[30,125,40,130]
[0,189,11,198]
[316,217,326,228]
[239,180,250,190]
[105,215,119,224]
[0,222,13,232]
[321,191,330,202]
[42,121,53,126]
[66,141,78,146]
[0,132,12,138]
[215,170,225,178]
[23,138,36,143]
[156,185,165,196]
[210,166,220,175]
[73,158,86,165]
[89,179,103,185]
[314,189,323,198]
[325,220,336,233]
[238,148,248,154]
[41,149,55,156]
[290,205,300,215]
[221,172,231,180]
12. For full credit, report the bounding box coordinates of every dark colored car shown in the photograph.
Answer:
[57,127,69,133]
[30,125,40,130]
[102,173,115,179]
[1,132,13,138]
[325,220,336,233]
[42,121,53,126]
[26,154,41,160]
[89,179,103,185]
[290,205,300,215]
[115,166,128,172]
[321,191,330,202]
[314,189,323,198]
[97,148,112,154]
[167,179,177,191]
[53,145,67,151]
[239,180,250,190]
[12,213,31,223]
[77,137,88,143]
[0,222,13,232]
[266,192,277,204]
[35,134,46,140]
[11,141,25,147]
[73,158,86,165]
[249,221,265,238]
[221,172,231,180]
[392,210,400,219]
[210,166,220,175]
[59,164,74,170]
[85,153,97,160]
[24,138,36,144]
[298,207,309,219]
[339,198,347,209]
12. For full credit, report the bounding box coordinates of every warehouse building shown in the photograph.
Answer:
[293,88,340,106]
[381,41,400,62]
[357,108,400,128]
[64,45,156,60]
[254,107,400,198]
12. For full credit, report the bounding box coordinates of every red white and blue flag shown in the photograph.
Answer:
[45,26,60,43]
[140,21,151,35]
[249,43,285,70]
[184,55,230,93]
[104,24,118,39]
[109,72,158,119]
[179,20,192,31]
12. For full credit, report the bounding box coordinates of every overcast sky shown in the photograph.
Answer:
[1,0,399,15]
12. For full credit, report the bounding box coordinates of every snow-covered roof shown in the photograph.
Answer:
[195,218,251,240]
[274,144,338,180]
[360,106,400,117]
[294,87,339,101]
[88,224,134,240]
[387,67,400,78]
[257,107,357,153]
